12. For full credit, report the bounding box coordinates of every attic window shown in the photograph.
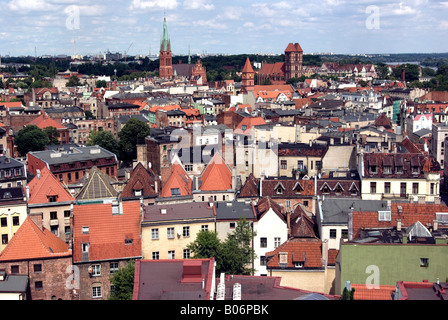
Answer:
[3,192,12,199]
[412,166,419,174]
[420,258,429,267]
[378,210,391,222]
[47,195,58,203]
[349,183,359,195]
[396,166,403,174]
[293,182,304,194]
[383,166,391,174]
[294,262,304,268]
[275,183,285,195]
[369,165,377,174]
[321,183,331,194]
[334,183,344,194]
[171,188,181,196]
[134,189,142,197]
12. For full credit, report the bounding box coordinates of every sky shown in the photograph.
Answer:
[0,0,447,57]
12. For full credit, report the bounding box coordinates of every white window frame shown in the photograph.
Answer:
[378,210,391,221]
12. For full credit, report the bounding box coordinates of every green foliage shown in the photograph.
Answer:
[391,64,420,82]
[66,75,82,87]
[341,287,355,300]
[15,125,50,156]
[43,126,59,145]
[187,218,256,276]
[87,130,119,155]
[117,118,151,162]
[84,110,95,120]
[109,260,135,300]
[95,80,107,88]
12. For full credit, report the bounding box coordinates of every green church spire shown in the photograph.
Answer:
[160,16,170,52]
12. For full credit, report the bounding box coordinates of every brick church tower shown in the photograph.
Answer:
[241,57,255,93]
[284,43,303,80]
[159,17,173,80]
[192,60,207,84]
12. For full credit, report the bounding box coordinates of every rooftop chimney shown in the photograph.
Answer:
[30,212,43,231]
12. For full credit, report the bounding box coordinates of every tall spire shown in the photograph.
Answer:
[188,45,191,64]
[160,15,170,52]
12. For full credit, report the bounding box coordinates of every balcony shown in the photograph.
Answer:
[49,219,59,226]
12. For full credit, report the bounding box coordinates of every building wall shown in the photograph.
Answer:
[0,203,28,253]
[335,243,448,295]
[270,267,335,295]
[0,256,73,300]
[253,210,288,276]
[360,177,440,202]
[278,155,322,178]
[77,259,130,300]
[141,220,215,260]
[28,204,72,244]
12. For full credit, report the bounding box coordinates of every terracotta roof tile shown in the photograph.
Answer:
[351,284,395,300]
[0,217,71,261]
[73,201,142,262]
[199,153,232,192]
[28,167,75,205]
[266,238,322,269]
[160,162,193,198]
[27,113,66,130]
[121,162,159,199]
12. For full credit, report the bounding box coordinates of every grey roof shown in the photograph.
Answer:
[319,198,388,225]
[29,146,116,165]
[0,272,28,294]
[0,156,25,170]
[413,128,431,137]
[143,202,216,223]
[214,200,256,220]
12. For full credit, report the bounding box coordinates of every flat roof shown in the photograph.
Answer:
[29,146,116,165]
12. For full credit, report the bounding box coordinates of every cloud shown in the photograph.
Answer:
[439,20,448,29]
[183,0,214,10]
[6,0,56,12]
[129,0,178,11]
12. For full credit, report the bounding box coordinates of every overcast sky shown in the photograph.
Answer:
[0,0,447,57]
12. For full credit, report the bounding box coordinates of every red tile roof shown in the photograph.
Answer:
[120,162,159,199]
[266,238,322,269]
[352,202,448,239]
[160,162,193,198]
[351,284,395,300]
[234,116,266,135]
[257,196,285,221]
[199,152,232,192]
[73,201,142,263]
[0,216,71,261]
[27,113,66,130]
[27,166,75,205]
[242,57,255,73]
[285,42,303,53]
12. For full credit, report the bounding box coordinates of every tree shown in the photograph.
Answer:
[95,80,107,88]
[118,118,151,162]
[187,218,256,276]
[43,126,60,145]
[341,287,355,300]
[66,75,82,87]
[109,260,135,300]
[87,130,119,155]
[15,125,50,156]
[187,230,223,268]
[220,218,256,275]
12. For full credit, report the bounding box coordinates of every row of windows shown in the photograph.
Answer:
[151,225,209,240]
[369,182,436,195]
[151,249,191,260]
[280,160,321,170]
[259,237,282,248]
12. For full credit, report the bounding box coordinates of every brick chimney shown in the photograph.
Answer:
[30,212,43,230]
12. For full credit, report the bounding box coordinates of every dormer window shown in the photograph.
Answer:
[321,183,331,194]
[334,183,344,195]
[412,166,419,174]
[293,182,304,194]
[47,195,57,202]
[383,166,391,174]
[275,182,285,195]
[396,166,403,174]
[369,165,377,174]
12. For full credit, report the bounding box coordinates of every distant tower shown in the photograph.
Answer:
[284,43,303,81]
[192,60,207,84]
[159,16,173,80]
[241,57,255,93]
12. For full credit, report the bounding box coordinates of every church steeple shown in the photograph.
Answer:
[159,15,173,80]
[160,16,171,52]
